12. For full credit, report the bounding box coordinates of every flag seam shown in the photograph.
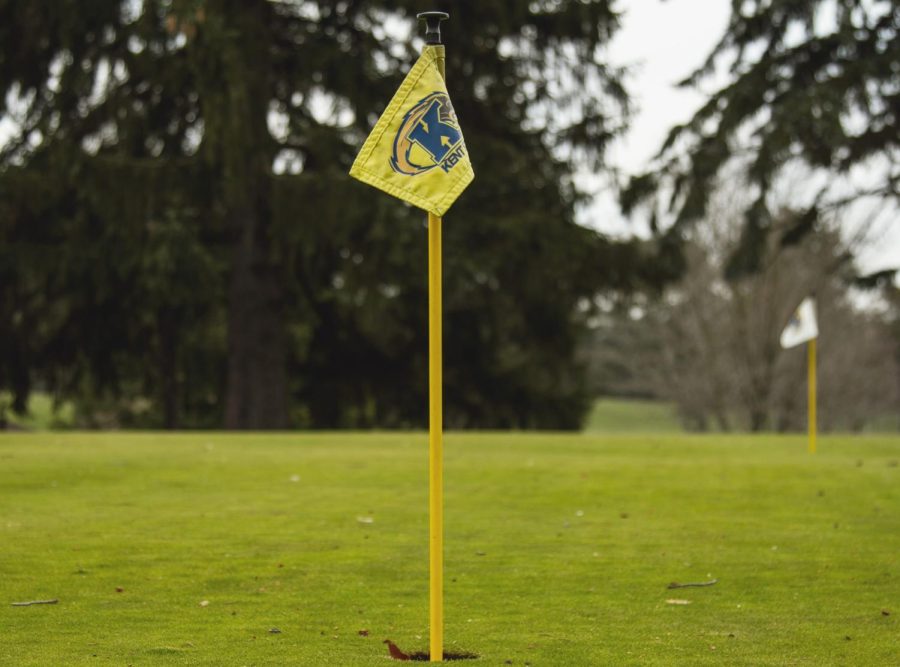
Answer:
[352,162,473,217]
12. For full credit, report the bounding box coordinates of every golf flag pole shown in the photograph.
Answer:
[808,338,816,454]
[420,13,448,661]
[780,297,818,454]
[349,9,473,661]
[428,206,443,661]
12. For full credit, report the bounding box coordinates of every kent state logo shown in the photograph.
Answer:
[391,92,467,176]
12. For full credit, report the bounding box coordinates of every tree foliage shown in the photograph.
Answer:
[594,186,899,432]
[0,1,638,429]
[623,0,899,277]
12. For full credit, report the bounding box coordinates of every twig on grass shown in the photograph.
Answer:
[667,579,717,589]
[11,599,59,606]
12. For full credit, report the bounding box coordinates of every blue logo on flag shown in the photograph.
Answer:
[391,93,467,176]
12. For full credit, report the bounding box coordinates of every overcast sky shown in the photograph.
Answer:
[576,0,729,238]
[606,0,730,175]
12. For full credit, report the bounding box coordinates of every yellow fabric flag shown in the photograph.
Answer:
[350,45,474,217]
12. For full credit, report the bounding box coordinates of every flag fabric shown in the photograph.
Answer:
[349,45,474,216]
[780,297,818,349]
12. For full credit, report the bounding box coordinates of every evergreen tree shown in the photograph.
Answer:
[1,1,632,429]
[622,0,898,278]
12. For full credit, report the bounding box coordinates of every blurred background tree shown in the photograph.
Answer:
[598,0,899,432]
[590,182,899,432]
[623,0,898,280]
[0,0,645,429]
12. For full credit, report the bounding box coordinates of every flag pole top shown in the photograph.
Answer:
[417,11,449,45]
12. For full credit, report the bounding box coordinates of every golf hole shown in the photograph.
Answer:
[408,650,479,661]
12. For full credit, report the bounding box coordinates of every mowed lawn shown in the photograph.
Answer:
[1,433,898,666]
[584,399,681,433]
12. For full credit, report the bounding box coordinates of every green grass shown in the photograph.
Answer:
[2,433,899,666]
[1,392,75,430]
[585,398,681,433]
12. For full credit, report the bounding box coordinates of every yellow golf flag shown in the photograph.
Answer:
[350,45,474,216]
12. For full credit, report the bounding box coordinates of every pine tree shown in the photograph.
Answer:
[1,1,633,429]
[622,0,899,278]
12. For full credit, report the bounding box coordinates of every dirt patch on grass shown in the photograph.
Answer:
[408,650,478,661]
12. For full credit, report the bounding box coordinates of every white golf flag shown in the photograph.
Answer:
[780,297,818,349]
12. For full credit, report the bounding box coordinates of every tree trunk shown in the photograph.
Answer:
[714,410,731,432]
[198,0,289,429]
[749,408,766,432]
[158,312,179,430]
[224,224,288,429]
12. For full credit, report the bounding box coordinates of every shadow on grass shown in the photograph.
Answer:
[408,651,479,661]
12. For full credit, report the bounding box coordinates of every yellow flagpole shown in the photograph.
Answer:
[418,12,449,661]
[808,338,817,454]
[428,210,443,661]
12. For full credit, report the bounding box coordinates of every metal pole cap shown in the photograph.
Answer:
[417,11,449,45]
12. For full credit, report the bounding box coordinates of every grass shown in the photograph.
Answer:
[1,432,899,666]
[1,392,75,431]
[584,398,681,433]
